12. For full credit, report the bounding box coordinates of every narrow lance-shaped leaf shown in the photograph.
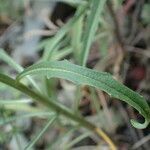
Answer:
[25,115,57,150]
[0,112,55,126]
[0,48,40,92]
[80,0,106,66]
[16,60,150,129]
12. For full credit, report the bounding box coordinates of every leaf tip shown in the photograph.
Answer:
[130,119,149,129]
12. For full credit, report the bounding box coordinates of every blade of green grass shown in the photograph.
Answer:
[16,60,150,129]
[64,132,92,149]
[0,112,55,125]
[0,99,43,113]
[0,48,40,92]
[2,103,43,113]
[52,47,73,61]
[73,85,82,113]
[50,127,76,149]
[0,48,23,72]
[71,14,83,63]
[24,115,57,150]
[80,0,107,66]
[0,99,32,105]
[90,87,101,114]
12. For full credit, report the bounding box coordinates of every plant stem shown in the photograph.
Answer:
[0,74,116,150]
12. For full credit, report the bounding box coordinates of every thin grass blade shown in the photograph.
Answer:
[80,0,106,66]
[0,48,40,92]
[0,112,55,125]
[24,115,57,150]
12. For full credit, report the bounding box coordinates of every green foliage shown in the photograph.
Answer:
[80,0,106,66]
[0,0,150,149]
[25,115,57,150]
[0,112,55,126]
[42,3,88,61]
[0,49,41,92]
[16,60,150,129]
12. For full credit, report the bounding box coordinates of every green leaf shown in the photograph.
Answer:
[42,3,88,60]
[0,112,55,125]
[0,48,23,72]
[0,73,95,131]
[0,99,32,105]
[64,132,92,149]
[71,13,84,63]
[0,48,40,92]
[25,115,57,150]
[52,47,73,61]
[80,0,106,66]
[16,60,150,129]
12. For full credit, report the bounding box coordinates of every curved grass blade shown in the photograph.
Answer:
[16,60,150,129]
